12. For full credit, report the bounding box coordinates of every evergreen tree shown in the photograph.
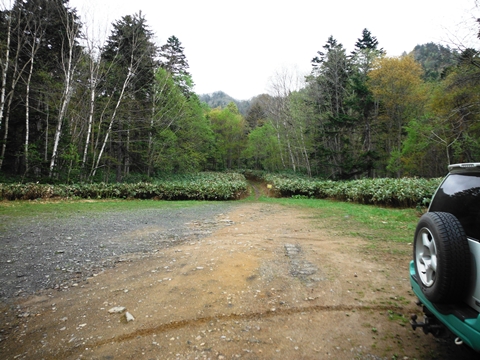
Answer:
[349,29,384,176]
[102,12,157,98]
[245,99,267,130]
[352,28,382,54]
[97,12,158,180]
[159,35,193,96]
[307,36,354,178]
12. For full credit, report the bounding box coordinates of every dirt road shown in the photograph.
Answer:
[0,201,476,359]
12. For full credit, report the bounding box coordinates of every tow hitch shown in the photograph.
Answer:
[410,302,445,337]
[410,313,444,336]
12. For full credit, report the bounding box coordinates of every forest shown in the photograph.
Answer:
[0,0,479,184]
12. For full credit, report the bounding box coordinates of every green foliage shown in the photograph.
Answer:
[261,173,441,207]
[400,117,431,170]
[60,143,81,183]
[0,172,248,201]
[207,106,247,170]
[368,55,427,174]
[151,70,214,174]
[243,123,281,171]
[1,0,478,184]
[1,169,441,208]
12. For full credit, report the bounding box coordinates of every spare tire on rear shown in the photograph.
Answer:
[413,212,471,303]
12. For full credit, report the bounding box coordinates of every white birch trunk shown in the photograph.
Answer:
[0,9,28,169]
[49,70,73,177]
[125,127,130,176]
[148,94,155,177]
[49,10,79,177]
[24,18,42,173]
[44,102,49,161]
[91,68,132,177]
[0,8,11,135]
[25,59,33,172]
[82,78,95,167]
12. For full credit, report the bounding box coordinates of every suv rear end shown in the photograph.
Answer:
[410,163,480,351]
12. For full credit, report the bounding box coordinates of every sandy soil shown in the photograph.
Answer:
[0,201,476,359]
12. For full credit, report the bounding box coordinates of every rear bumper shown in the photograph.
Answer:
[409,261,480,351]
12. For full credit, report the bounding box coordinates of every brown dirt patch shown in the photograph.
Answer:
[0,202,475,359]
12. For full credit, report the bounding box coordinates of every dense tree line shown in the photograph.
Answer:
[0,0,214,182]
[245,33,480,179]
[0,0,479,182]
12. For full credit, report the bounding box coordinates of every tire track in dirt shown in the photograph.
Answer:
[58,303,405,359]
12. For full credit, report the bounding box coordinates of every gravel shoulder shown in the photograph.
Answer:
[0,200,478,359]
[0,202,236,300]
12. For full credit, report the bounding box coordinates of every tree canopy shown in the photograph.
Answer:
[0,3,478,183]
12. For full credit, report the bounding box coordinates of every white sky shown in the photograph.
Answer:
[70,0,479,100]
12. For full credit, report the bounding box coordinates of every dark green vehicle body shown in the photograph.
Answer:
[410,163,480,351]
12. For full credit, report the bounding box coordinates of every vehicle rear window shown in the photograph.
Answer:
[429,173,480,241]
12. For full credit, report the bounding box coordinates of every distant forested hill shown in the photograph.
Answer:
[199,91,252,115]
[411,43,459,81]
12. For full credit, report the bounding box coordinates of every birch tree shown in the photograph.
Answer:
[23,9,43,173]
[0,2,11,143]
[79,15,108,171]
[265,67,309,174]
[91,12,157,179]
[0,1,34,171]
[49,2,81,177]
[0,3,14,169]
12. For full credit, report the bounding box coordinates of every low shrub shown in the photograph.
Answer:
[261,174,441,207]
[0,172,248,201]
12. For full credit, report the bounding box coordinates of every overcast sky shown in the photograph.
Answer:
[69,0,479,100]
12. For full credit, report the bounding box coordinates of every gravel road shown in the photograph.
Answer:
[0,202,236,301]
[2,201,479,359]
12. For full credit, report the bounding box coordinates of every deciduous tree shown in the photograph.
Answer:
[368,55,426,176]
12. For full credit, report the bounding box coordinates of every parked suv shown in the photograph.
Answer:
[410,162,480,351]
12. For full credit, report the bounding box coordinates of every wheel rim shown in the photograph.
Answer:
[415,227,437,287]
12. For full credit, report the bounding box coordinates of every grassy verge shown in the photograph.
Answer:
[1,196,420,247]
[0,199,207,219]
[260,197,421,244]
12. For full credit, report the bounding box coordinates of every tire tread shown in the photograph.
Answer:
[414,212,471,303]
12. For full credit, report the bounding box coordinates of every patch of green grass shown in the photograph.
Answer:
[261,197,420,243]
[387,310,409,325]
[1,196,421,246]
[0,199,207,219]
